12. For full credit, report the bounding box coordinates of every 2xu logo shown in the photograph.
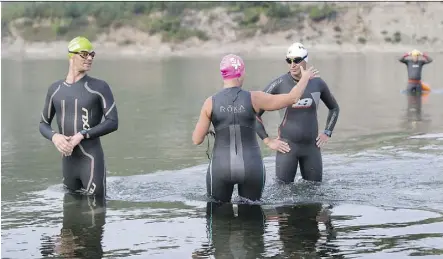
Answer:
[87,183,96,195]
[80,182,96,195]
[82,107,90,130]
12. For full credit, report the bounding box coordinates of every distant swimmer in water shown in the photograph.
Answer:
[399,49,433,121]
[255,42,340,183]
[192,54,319,202]
[399,49,433,94]
[39,36,119,197]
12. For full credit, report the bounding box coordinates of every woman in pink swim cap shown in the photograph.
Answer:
[192,54,319,203]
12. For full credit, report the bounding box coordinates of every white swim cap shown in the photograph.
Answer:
[286,42,309,62]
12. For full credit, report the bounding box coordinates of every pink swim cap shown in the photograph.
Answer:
[219,54,245,80]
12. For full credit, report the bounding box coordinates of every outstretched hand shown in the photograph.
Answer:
[300,66,320,79]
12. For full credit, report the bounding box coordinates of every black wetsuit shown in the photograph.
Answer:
[39,75,118,197]
[398,55,432,120]
[256,74,339,183]
[208,87,265,202]
[399,55,433,94]
[40,193,106,258]
[192,202,265,258]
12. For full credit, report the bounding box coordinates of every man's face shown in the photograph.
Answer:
[412,55,419,62]
[286,56,307,78]
[71,51,95,72]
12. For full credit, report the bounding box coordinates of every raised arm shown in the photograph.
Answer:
[251,66,316,113]
[255,77,283,140]
[192,97,212,145]
[422,53,433,64]
[398,53,409,64]
[84,81,119,139]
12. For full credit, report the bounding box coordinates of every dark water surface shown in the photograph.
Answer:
[2,53,443,258]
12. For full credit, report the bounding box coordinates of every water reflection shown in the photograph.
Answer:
[405,91,424,122]
[402,91,433,133]
[271,203,342,259]
[192,202,343,259]
[40,193,106,258]
[193,202,265,259]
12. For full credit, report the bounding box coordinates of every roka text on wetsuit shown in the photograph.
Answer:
[39,75,118,196]
[256,74,339,182]
[208,87,266,202]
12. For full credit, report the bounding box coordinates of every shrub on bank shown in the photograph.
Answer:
[1,2,338,43]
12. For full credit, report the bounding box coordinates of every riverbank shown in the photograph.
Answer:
[2,2,443,60]
[2,39,441,61]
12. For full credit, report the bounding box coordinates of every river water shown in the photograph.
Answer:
[2,53,443,258]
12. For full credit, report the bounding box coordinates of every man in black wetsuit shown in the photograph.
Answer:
[255,42,340,183]
[39,36,118,197]
[399,49,433,94]
[398,49,433,120]
[192,54,318,202]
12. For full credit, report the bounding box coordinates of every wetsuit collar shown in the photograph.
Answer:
[288,72,300,83]
[64,74,88,86]
[223,85,242,89]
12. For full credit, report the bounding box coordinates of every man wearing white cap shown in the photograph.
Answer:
[255,42,340,183]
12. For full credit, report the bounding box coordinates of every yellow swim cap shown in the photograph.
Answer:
[67,36,93,58]
[411,49,421,57]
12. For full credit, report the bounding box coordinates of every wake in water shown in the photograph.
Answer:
[2,133,443,259]
[2,131,441,217]
[409,132,443,140]
[15,132,441,213]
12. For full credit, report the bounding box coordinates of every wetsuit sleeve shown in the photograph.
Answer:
[422,54,433,64]
[398,53,409,64]
[85,82,119,139]
[255,79,282,140]
[320,80,340,136]
[39,85,57,141]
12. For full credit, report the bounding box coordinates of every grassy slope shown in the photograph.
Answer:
[1,2,338,43]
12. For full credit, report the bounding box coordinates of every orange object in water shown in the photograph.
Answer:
[408,79,431,94]
[406,80,431,104]
[421,82,431,92]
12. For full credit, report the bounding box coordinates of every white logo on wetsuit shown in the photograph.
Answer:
[88,183,96,195]
[82,107,90,130]
[230,58,242,70]
[292,98,313,108]
[80,182,96,195]
[220,105,246,113]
